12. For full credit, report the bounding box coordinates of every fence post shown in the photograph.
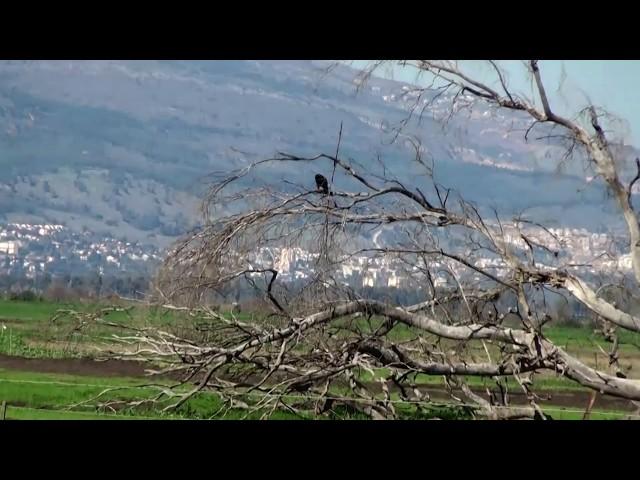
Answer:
[1,401,6,420]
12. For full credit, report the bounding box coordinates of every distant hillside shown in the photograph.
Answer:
[0,60,637,246]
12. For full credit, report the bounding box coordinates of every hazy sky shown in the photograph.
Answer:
[350,60,640,145]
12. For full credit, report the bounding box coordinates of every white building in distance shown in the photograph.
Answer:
[0,240,19,256]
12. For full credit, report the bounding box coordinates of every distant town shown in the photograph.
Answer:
[0,223,162,278]
[246,223,632,290]
[0,222,632,298]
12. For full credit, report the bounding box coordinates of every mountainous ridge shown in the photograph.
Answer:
[0,60,637,247]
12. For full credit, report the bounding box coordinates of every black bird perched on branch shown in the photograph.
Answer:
[315,174,333,196]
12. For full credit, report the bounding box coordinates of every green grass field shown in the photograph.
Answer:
[2,298,639,355]
[1,368,630,420]
[1,298,638,420]
[0,368,310,420]
[0,298,261,357]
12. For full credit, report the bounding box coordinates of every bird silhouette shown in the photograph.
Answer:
[314,174,333,196]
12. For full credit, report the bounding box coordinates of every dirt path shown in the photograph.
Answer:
[419,387,636,413]
[0,353,149,378]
